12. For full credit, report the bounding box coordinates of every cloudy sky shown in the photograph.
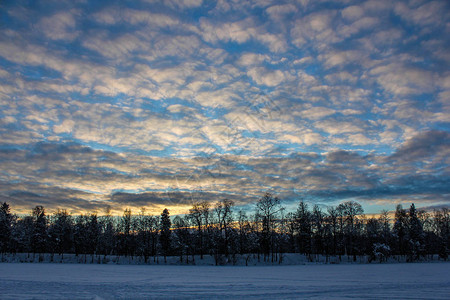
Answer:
[0,0,449,215]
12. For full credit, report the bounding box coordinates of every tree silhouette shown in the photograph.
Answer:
[160,208,171,263]
[1,198,448,264]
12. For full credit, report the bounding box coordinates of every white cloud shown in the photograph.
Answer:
[247,67,287,86]
[53,119,75,134]
[394,1,447,27]
[297,106,335,120]
[341,5,364,22]
[291,10,339,48]
[315,120,364,135]
[337,16,379,38]
[266,4,297,20]
[340,109,362,116]
[200,18,287,52]
[282,131,324,146]
[320,50,366,68]
[200,18,256,44]
[346,133,374,146]
[83,33,149,59]
[194,88,238,108]
[325,71,358,84]
[238,53,269,66]
[37,11,79,41]
[123,9,180,27]
[302,132,324,146]
[163,0,203,9]
[293,56,313,65]
[256,33,287,53]
[370,63,436,95]
[2,116,16,124]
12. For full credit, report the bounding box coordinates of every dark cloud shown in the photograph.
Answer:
[110,190,247,208]
[305,174,450,202]
[1,137,449,214]
[389,130,450,162]
[0,183,111,214]
[326,150,368,165]
[417,204,450,212]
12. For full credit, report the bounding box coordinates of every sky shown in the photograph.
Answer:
[0,0,449,216]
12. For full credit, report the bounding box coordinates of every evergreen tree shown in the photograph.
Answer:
[160,208,171,263]
[433,208,449,260]
[326,206,339,256]
[408,204,424,261]
[12,216,33,253]
[394,204,408,256]
[294,201,312,256]
[73,215,88,258]
[86,213,100,259]
[0,202,12,254]
[312,205,325,255]
[48,209,73,258]
[31,206,47,256]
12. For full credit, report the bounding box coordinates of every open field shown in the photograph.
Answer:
[0,262,449,299]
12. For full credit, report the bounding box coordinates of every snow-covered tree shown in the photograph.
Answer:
[433,208,449,260]
[372,243,391,263]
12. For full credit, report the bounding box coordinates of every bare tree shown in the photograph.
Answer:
[256,192,282,262]
[214,199,234,256]
[338,201,364,261]
[189,201,210,259]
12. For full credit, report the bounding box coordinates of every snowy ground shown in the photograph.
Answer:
[0,262,449,299]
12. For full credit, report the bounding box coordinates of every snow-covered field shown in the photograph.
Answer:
[0,262,449,299]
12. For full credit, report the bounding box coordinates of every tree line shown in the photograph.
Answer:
[0,193,448,265]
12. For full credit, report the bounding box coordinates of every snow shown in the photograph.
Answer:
[2,252,429,265]
[0,262,449,299]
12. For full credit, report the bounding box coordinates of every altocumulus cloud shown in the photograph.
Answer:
[0,0,448,214]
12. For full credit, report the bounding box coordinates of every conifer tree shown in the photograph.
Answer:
[160,208,171,263]
[0,202,12,254]
[31,206,47,257]
[394,204,408,256]
[408,204,424,261]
